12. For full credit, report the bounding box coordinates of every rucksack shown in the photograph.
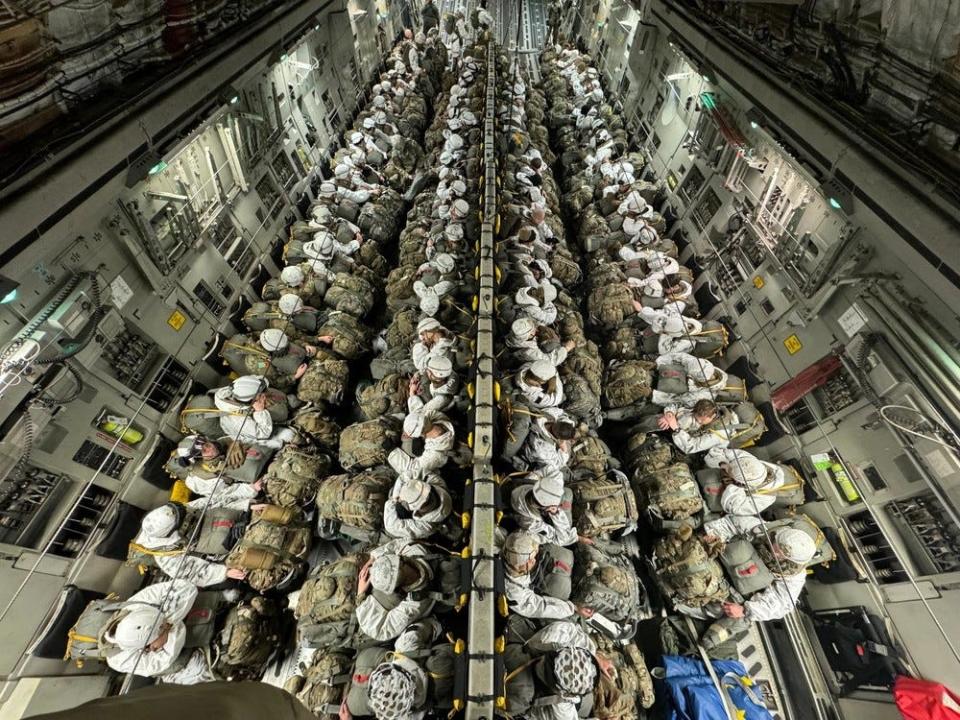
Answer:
[264,445,332,508]
[652,528,730,608]
[64,596,124,666]
[297,356,350,406]
[295,554,365,648]
[592,636,655,718]
[338,418,400,471]
[385,307,420,349]
[688,320,729,358]
[126,506,243,570]
[499,400,534,460]
[324,273,376,318]
[603,327,643,363]
[179,389,289,435]
[295,650,354,720]
[622,432,673,476]
[291,411,342,451]
[215,596,283,680]
[603,361,654,409]
[702,403,766,449]
[315,469,393,541]
[561,374,601,427]
[587,283,634,330]
[634,462,703,529]
[226,505,312,591]
[572,542,647,625]
[569,434,610,480]
[319,312,372,360]
[358,373,409,420]
[570,471,639,538]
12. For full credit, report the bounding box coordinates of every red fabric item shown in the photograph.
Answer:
[895,676,960,720]
[771,353,842,412]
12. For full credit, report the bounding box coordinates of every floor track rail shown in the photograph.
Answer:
[465,41,499,720]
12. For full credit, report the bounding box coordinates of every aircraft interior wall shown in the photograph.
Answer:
[0,0,959,719]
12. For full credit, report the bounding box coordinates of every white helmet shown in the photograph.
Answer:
[259,328,289,352]
[511,317,536,339]
[776,528,817,565]
[528,359,557,382]
[370,554,402,593]
[367,663,418,720]
[531,469,564,506]
[112,607,164,649]
[140,505,180,538]
[553,647,596,696]
[426,354,453,379]
[278,293,304,315]
[280,266,305,287]
[232,375,265,402]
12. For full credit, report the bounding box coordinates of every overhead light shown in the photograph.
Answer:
[0,276,19,305]
[125,149,165,187]
[746,107,766,131]
[820,178,854,214]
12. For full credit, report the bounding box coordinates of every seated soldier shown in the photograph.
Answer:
[344,618,455,720]
[276,293,326,337]
[703,447,790,532]
[657,398,734,454]
[652,352,729,408]
[505,620,615,719]
[213,375,296,450]
[222,329,314,391]
[167,433,271,485]
[384,473,453,540]
[503,531,588,621]
[407,355,458,416]
[99,579,212,683]
[389,412,457,477]
[507,317,575,367]
[411,317,457,371]
[703,524,816,624]
[131,504,247,586]
[175,434,264,510]
[514,284,557,326]
[517,407,578,473]
[516,359,565,409]
[355,539,448,642]
[510,469,577,546]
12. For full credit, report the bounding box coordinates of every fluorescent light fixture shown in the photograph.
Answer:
[750,121,759,129]
[820,178,854,214]
[0,276,18,305]
[125,149,166,187]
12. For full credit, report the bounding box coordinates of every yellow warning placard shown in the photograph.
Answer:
[167,310,187,331]
[783,334,803,355]
[753,276,765,289]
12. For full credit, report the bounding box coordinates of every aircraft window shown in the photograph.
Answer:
[47,484,115,558]
[144,357,190,412]
[691,187,722,229]
[102,323,158,390]
[861,465,887,491]
[848,510,909,583]
[271,151,297,189]
[888,493,960,574]
[782,397,818,435]
[73,440,129,480]
[804,232,821,258]
[0,466,67,549]
[680,165,705,202]
[760,298,776,315]
[734,299,749,316]
[193,281,227,317]
[650,131,661,150]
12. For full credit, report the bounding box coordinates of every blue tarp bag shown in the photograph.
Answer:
[657,654,774,720]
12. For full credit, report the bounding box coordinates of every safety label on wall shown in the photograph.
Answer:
[167,310,187,331]
[783,334,803,355]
